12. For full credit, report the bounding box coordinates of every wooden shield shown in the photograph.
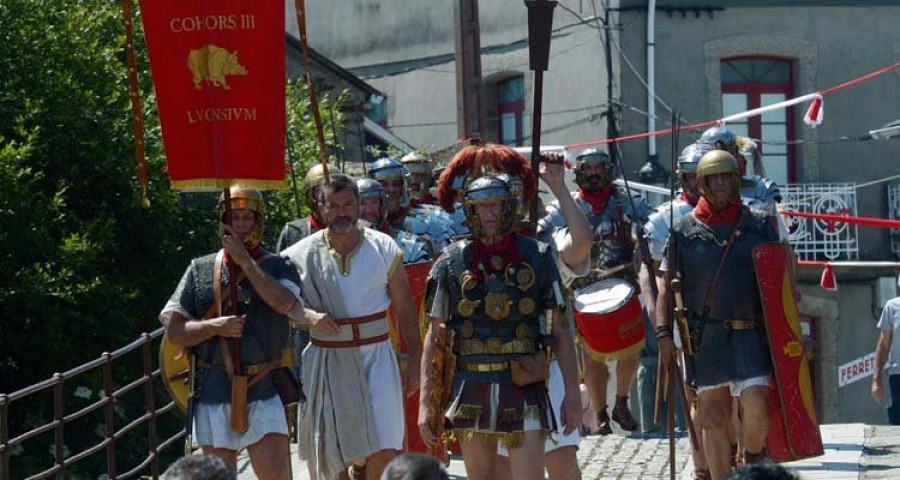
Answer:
[159,333,191,412]
[753,242,824,462]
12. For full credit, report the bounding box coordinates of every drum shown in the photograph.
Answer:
[573,278,645,361]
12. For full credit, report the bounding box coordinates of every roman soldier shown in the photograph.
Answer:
[538,148,650,435]
[657,150,782,479]
[369,156,457,258]
[419,170,581,480]
[276,163,333,252]
[401,151,438,207]
[698,126,781,213]
[160,188,304,478]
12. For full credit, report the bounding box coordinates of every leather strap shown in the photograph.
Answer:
[310,332,391,349]
[702,208,749,316]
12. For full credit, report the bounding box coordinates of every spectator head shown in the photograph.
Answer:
[163,454,235,480]
[379,453,449,480]
[724,464,799,480]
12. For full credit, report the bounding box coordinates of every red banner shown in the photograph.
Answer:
[141,0,286,191]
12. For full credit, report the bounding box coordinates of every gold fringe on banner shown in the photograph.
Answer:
[170,178,287,192]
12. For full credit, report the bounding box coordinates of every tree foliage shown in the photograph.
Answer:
[0,0,343,476]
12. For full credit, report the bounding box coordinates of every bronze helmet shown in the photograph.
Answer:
[696,150,741,204]
[218,187,265,248]
[303,163,337,213]
[462,174,517,237]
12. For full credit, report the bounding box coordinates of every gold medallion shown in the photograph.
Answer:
[457,298,480,317]
[490,255,505,271]
[516,322,531,341]
[518,297,536,315]
[484,291,511,321]
[460,321,475,338]
[516,265,535,290]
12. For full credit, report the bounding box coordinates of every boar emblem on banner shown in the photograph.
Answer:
[187,45,248,90]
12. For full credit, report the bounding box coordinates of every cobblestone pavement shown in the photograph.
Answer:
[237,424,900,479]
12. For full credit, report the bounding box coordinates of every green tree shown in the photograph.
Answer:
[0,1,343,476]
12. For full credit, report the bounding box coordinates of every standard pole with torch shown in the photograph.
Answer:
[524,0,557,234]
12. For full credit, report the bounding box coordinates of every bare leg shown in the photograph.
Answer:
[507,431,547,480]
[582,355,610,433]
[689,394,709,478]
[365,449,399,480]
[546,446,581,480]
[495,454,514,480]
[616,353,640,396]
[247,433,292,480]
[738,385,769,459]
[698,387,733,480]
[460,433,499,480]
[201,446,238,472]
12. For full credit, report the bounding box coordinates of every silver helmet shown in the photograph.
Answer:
[462,174,517,237]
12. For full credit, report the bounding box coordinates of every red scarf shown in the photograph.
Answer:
[309,214,326,230]
[386,207,408,228]
[472,234,522,280]
[409,193,436,208]
[578,186,613,213]
[681,191,699,207]
[694,197,742,225]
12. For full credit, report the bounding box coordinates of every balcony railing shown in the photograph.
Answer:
[781,183,859,261]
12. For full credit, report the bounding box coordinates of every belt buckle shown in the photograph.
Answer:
[245,363,262,375]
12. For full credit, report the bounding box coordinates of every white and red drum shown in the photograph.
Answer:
[573,278,646,361]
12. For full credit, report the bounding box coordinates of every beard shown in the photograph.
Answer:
[582,174,607,192]
[330,215,357,234]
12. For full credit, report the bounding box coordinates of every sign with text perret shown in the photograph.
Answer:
[141,0,286,191]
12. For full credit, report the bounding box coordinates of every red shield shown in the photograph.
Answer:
[753,243,824,462]
[389,260,433,452]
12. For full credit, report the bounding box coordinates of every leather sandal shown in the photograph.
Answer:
[596,406,613,435]
[611,395,639,431]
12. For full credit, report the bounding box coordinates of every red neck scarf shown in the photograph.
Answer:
[472,234,522,280]
[309,214,326,230]
[386,207,408,228]
[578,186,613,213]
[409,194,436,208]
[694,197,742,225]
[681,191,699,207]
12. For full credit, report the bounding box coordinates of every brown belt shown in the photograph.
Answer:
[310,310,389,348]
[335,310,388,325]
[311,332,390,349]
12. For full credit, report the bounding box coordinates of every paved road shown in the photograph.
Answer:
[236,424,900,479]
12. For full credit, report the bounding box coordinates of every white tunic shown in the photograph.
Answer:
[283,227,404,480]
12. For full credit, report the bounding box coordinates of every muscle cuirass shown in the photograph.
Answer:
[433,235,556,383]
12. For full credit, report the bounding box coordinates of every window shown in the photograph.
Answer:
[497,76,524,146]
[365,95,388,128]
[721,57,795,184]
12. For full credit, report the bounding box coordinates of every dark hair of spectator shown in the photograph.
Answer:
[724,464,799,480]
[162,454,236,480]
[379,453,450,480]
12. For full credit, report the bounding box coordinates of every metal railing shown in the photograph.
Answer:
[782,183,859,261]
[0,328,184,480]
